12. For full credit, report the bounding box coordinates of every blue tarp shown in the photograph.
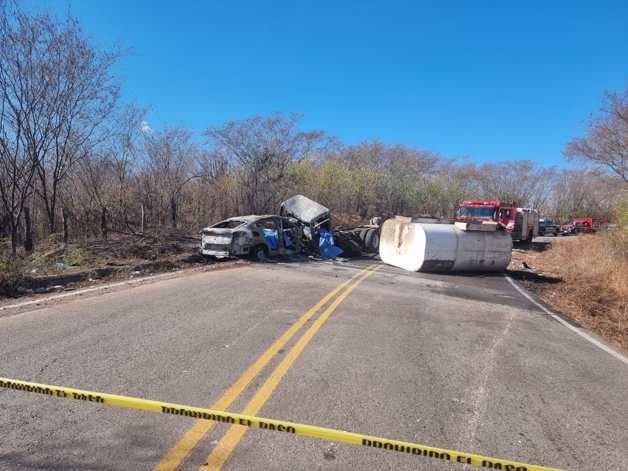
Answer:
[318,228,343,259]
[262,229,278,250]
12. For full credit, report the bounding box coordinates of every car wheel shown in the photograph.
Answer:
[251,245,268,262]
[364,228,380,252]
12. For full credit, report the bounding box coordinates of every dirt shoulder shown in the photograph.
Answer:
[0,231,222,302]
[509,232,628,352]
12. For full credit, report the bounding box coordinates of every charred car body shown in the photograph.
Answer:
[200,215,303,262]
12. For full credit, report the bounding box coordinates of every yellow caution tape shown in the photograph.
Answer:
[0,377,563,471]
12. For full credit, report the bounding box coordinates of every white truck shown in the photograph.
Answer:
[511,208,540,243]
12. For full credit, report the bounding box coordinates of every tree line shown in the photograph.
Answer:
[1,4,626,255]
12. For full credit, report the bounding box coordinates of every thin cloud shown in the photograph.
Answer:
[141,121,153,134]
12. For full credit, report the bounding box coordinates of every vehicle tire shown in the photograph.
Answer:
[335,233,362,256]
[527,230,534,245]
[251,245,268,262]
[353,232,365,247]
[371,229,380,251]
[364,228,380,253]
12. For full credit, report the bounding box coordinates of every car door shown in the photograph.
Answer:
[279,217,301,253]
[256,218,280,253]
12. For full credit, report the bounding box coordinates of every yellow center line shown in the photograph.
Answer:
[199,265,380,470]
[153,265,376,471]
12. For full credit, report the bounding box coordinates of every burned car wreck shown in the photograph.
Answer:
[200,215,303,262]
[200,195,380,261]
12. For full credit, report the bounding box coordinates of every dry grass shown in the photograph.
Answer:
[0,231,203,298]
[519,231,628,351]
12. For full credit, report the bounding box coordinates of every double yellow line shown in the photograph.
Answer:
[0,376,563,471]
[153,264,379,471]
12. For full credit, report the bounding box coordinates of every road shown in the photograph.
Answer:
[1,259,627,470]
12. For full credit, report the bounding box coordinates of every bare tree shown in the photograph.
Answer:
[565,89,628,184]
[104,104,146,231]
[0,3,45,253]
[421,161,477,218]
[471,160,556,210]
[31,11,120,233]
[549,170,621,222]
[0,2,119,251]
[0,98,37,254]
[193,150,239,222]
[143,127,200,228]
[205,113,334,214]
[336,141,440,216]
[74,148,113,237]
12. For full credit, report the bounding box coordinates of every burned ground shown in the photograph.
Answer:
[0,231,207,299]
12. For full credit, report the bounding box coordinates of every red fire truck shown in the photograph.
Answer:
[561,217,596,235]
[456,200,539,242]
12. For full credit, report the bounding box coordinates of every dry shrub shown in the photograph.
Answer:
[0,255,24,295]
[540,231,628,350]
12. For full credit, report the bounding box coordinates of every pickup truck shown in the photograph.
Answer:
[539,219,560,236]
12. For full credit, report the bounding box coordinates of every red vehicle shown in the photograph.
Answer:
[562,218,595,235]
[456,200,539,242]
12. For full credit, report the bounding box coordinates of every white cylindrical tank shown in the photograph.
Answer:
[379,218,512,272]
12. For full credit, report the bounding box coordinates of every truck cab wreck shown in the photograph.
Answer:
[279,195,346,258]
[200,215,303,262]
[279,195,331,242]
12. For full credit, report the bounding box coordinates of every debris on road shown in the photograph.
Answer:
[318,228,343,259]
[281,194,381,257]
[379,216,512,272]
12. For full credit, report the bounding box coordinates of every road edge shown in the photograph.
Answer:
[504,275,628,368]
[0,260,250,318]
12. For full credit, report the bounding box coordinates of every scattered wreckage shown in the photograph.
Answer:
[200,195,380,261]
[200,195,513,272]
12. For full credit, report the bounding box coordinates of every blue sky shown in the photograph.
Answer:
[26,0,628,165]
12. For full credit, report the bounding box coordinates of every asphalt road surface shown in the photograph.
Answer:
[1,259,627,471]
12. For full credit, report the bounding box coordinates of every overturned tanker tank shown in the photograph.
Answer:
[379,216,512,272]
